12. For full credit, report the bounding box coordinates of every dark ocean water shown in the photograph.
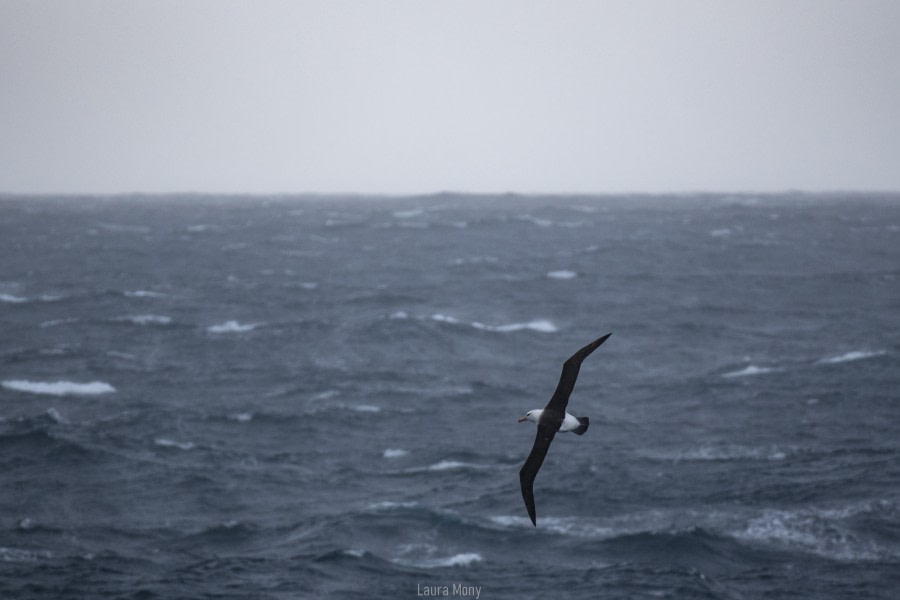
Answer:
[1,193,899,599]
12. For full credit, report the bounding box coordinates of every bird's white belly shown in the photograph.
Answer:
[559,412,580,432]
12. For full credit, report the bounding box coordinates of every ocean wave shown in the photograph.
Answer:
[721,365,780,378]
[393,544,483,569]
[154,438,195,451]
[547,270,577,280]
[367,500,418,510]
[383,448,409,458]
[207,320,260,333]
[400,459,493,474]
[0,293,28,303]
[430,314,558,333]
[733,502,900,561]
[816,350,886,364]
[0,547,53,563]
[640,444,790,462]
[116,314,173,326]
[489,500,900,562]
[2,379,116,396]
[0,292,61,303]
[39,317,80,328]
[124,290,167,298]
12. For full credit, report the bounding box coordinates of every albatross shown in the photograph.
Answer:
[518,333,612,526]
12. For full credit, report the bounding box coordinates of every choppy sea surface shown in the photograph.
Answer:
[1,193,899,599]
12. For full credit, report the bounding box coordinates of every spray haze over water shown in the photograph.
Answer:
[1,193,898,599]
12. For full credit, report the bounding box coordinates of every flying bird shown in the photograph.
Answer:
[518,333,611,526]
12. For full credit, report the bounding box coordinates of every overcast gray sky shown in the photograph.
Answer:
[2,1,899,195]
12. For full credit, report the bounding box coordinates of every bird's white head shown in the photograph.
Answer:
[518,409,543,424]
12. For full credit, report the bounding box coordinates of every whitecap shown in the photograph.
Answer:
[642,444,789,462]
[489,515,617,538]
[431,313,461,324]
[0,547,52,563]
[229,412,253,422]
[207,320,259,333]
[45,407,66,423]
[733,507,886,561]
[154,438,195,451]
[40,318,79,328]
[547,270,577,280]
[817,350,886,365]
[117,314,172,326]
[424,553,482,568]
[423,460,490,472]
[352,404,381,413]
[722,365,778,378]
[0,293,28,303]
[383,448,409,458]
[389,311,409,320]
[710,228,733,237]
[124,290,167,298]
[432,314,558,334]
[474,319,558,333]
[1,380,116,396]
[368,500,417,510]
[395,552,483,569]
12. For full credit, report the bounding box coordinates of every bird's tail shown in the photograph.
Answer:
[572,416,589,435]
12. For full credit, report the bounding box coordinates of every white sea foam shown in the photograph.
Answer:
[817,350,886,364]
[431,314,558,333]
[118,314,172,326]
[0,293,29,303]
[368,500,417,510]
[40,318,79,328]
[383,448,409,458]
[710,227,733,237]
[207,320,259,333]
[642,444,789,462]
[1,380,116,397]
[124,290,167,298]
[732,507,890,561]
[45,407,66,423]
[547,270,577,279]
[722,365,779,378]
[352,404,381,413]
[488,515,616,538]
[154,438,195,451]
[431,313,461,324]
[0,547,53,563]
[473,319,558,333]
[229,412,254,422]
[424,460,488,472]
[395,551,483,569]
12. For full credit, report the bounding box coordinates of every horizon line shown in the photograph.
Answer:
[2,188,900,200]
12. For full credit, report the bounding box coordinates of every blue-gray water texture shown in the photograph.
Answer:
[1,194,899,599]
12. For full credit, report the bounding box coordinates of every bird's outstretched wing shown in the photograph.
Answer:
[519,424,557,526]
[544,333,612,414]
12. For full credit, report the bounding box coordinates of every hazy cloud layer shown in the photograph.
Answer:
[2,1,899,194]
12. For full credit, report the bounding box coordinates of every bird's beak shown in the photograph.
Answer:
[518,416,527,422]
